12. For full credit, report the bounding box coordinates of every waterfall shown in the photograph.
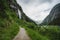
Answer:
[17,9,21,19]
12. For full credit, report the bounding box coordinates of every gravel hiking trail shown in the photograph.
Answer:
[13,27,31,40]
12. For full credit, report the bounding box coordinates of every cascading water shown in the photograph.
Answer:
[17,9,21,19]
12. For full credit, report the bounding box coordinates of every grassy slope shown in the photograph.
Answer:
[0,0,19,40]
[25,25,60,40]
[38,25,60,40]
[25,27,49,40]
[0,0,37,40]
[0,0,60,40]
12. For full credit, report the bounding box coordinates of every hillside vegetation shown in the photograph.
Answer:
[0,0,60,40]
[24,25,60,40]
[0,0,20,40]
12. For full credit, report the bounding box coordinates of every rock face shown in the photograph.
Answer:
[41,3,60,25]
[8,0,36,24]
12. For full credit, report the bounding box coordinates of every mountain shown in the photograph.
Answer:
[8,0,36,24]
[41,3,60,25]
[0,0,60,40]
[0,0,36,40]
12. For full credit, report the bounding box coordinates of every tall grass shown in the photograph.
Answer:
[24,27,49,40]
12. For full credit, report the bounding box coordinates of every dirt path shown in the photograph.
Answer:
[13,27,31,40]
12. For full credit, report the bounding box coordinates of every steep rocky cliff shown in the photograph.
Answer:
[41,3,60,25]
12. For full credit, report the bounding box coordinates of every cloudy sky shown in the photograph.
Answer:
[16,0,60,24]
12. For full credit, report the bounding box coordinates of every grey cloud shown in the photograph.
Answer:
[20,0,32,4]
[16,0,60,24]
[43,9,51,12]
[39,0,52,3]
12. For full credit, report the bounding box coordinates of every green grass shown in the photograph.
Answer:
[33,25,60,40]
[0,9,19,40]
[0,0,20,39]
[23,25,60,40]
[0,22,19,40]
[24,27,49,40]
[0,0,60,40]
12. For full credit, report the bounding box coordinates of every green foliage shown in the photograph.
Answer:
[32,25,60,40]
[0,0,60,40]
[19,19,60,40]
[0,0,20,40]
[0,9,19,40]
[25,27,49,40]
[0,22,19,40]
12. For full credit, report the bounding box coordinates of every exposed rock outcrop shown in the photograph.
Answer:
[41,3,60,25]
